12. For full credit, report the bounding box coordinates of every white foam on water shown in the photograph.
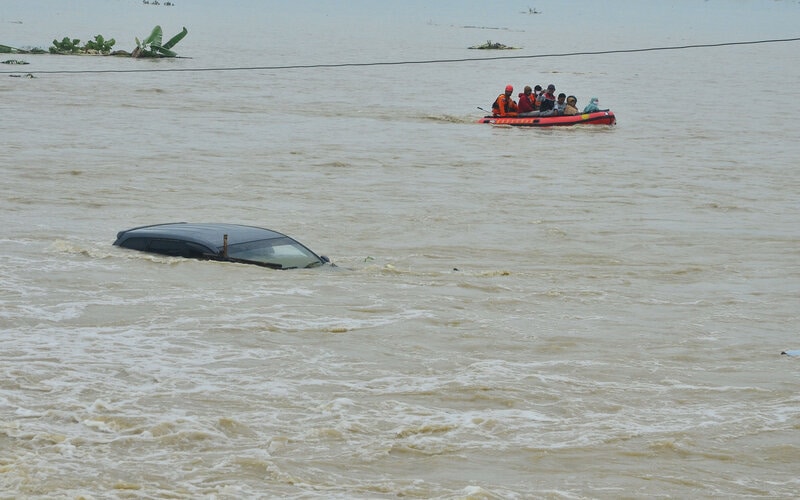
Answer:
[3,0,800,497]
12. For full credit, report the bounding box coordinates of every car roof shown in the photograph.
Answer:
[114,222,286,250]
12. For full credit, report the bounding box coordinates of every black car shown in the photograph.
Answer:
[114,222,331,270]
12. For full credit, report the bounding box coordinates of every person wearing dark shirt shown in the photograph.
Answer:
[538,84,557,113]
[533,85,543,109]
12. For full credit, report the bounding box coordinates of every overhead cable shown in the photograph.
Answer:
[2,36,799,75]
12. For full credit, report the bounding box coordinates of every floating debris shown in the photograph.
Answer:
[0,44,46,54]
[2,59,29,64]
[469,40,519,50]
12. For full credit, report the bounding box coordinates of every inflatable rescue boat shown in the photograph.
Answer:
[477,110,616,127]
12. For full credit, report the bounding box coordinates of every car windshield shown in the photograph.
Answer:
[225,237,322,269]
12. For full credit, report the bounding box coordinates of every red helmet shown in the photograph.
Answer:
[505,84,513,93]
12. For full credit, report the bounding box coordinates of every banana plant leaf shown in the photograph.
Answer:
[162,27,187,50]
[142,25,163,48]
[151,45,177,57]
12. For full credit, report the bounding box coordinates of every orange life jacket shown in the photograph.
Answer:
[491,93,518,116]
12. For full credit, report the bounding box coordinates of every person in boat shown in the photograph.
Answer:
[517,85,543,117]
[564,95,579,115]
[492,84,519,117]
[537,84,557,114]
[583,96,600,113]
[532,85,543,109]
[517,86,536,114]
[554,93,567,115]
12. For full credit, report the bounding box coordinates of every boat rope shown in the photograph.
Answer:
[2,36,799,75]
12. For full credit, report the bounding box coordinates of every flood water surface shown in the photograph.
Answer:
[2,1,800,498]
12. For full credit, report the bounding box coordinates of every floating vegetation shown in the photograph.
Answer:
[3,25,187,59]
[50,37,83,54]
[469,40,519,50]
[0,24,189,57]
[132,25,187,58]
[84,34,117,54]
[2,59,29,65]
[1,44,45,54]
[49,34,119,55]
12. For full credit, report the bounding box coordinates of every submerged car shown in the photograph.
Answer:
[113,222,331,270]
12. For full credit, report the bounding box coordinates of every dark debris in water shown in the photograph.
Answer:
[469,40,520,50]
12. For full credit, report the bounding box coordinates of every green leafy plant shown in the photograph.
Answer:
[84,34,116,54]
[50,37,82,54]
[133,25,187,58]
[48,34,116,54]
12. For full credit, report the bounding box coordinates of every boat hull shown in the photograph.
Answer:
[477,110,616,127]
